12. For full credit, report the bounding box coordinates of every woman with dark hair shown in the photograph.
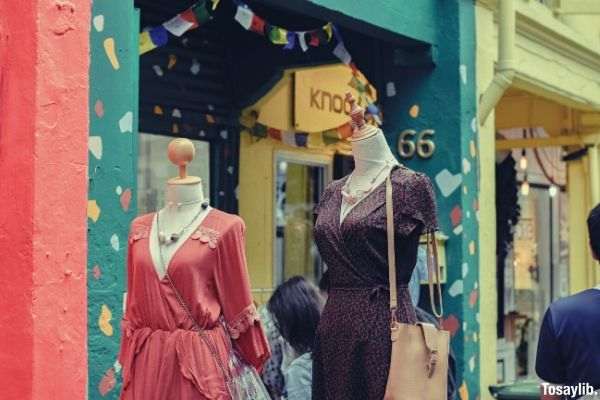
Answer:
[268,276,324,400]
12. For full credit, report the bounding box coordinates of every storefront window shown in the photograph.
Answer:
[137,133,210,214]
[274,155,329,285]
[498,185,568,382]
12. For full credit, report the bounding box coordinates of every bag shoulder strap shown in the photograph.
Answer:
[385,175,398,318]
[385,173,444,324]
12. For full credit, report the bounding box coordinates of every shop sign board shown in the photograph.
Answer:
[293,64,376,133]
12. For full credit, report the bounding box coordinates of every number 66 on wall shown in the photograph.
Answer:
[397,129,436,159]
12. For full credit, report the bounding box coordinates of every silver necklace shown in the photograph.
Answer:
[166,198,205,209]
[156,200,209,245]
[341,162,392,205]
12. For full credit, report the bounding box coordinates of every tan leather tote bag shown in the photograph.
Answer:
[383,174,450,400]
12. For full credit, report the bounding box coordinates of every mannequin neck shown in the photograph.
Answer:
[351,130,398,174]
[164,181,205,208]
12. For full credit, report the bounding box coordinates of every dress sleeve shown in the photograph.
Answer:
[414,172,439,233]
[215,217,271,371]
[118,223,139,388]
[118,239,133,366]
[392,170,439,236]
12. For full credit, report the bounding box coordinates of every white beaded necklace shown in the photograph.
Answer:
[341,162,393,205]
[156,200,209,245]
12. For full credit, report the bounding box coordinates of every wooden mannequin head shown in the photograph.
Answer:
[346,92,377,142]
[167,138,202,185]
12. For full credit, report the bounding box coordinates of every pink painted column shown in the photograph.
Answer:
[0,1,90,399]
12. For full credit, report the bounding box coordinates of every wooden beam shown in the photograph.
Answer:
[496,133,600,149]
[580,113,600,128]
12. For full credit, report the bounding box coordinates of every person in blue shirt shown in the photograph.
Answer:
[536,203,600,398]
[268,276,325,400]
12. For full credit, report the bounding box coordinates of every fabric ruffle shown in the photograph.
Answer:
[226,304,260,340]
[119,319,153,391]
[119,320,231,399]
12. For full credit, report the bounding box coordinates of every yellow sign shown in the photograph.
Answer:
[294,64,376,133]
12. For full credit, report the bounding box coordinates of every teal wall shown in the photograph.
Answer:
[88,1,139,398]
[359,1,479,398]
[308,0,437,44]
[311,0,481,398]
[87,0,479,398]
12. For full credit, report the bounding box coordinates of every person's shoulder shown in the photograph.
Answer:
[288,353,313,375]
[550,289,600,319]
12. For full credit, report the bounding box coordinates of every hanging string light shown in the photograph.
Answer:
[519,148,528,170]
[519,129,528,170]
[519,128,529,195]
[528,127,564,198]
[521,174,530,196]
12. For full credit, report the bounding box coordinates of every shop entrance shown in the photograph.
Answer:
[274,152,330,284]
[131,0,397,303]
[494,87,599,383]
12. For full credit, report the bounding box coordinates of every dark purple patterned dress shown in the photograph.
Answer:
[312,165,438,400]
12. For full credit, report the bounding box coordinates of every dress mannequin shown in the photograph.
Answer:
[148,138,211,278]
[340,94,399,221]
[121,141,271,400]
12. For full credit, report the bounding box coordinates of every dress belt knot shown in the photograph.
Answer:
[369,285,390,301]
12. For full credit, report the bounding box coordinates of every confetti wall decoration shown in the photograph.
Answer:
[87,0,480,398]
[88,1,139,398]
[379,1,480,397]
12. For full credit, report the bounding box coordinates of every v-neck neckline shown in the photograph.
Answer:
[337,165,400,229]
[149,207,214,282]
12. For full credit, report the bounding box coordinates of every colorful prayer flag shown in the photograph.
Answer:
[281,131,297,147]
[150,26,168,46]
[298,32,308,52]
[323,23,333,41]
[253,123,268,138]
[250,14,266,35]
[163,10,197,36]
[309,31,319,47]
[295,133,309,147]
[322,129,340,145]
[268,26,288,45]
[267,127,282,141]
[338,122,353,139]
[139,26,169,55]
[283,31,296,50]
[191,1,211,26]
[234,5,254,30]
[333,42,352,64]
[315,28,328,44]
[139,31,156,55]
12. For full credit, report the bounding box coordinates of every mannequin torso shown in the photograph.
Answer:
[149,181,210,279]
[340,126,399,222]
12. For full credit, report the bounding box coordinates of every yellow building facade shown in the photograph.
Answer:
[476,0,600,396]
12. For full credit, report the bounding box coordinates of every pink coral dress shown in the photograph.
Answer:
[119,209,270,400]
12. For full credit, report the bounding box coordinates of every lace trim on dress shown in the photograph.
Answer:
[191,226,220,249]
[227,304,260,339]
